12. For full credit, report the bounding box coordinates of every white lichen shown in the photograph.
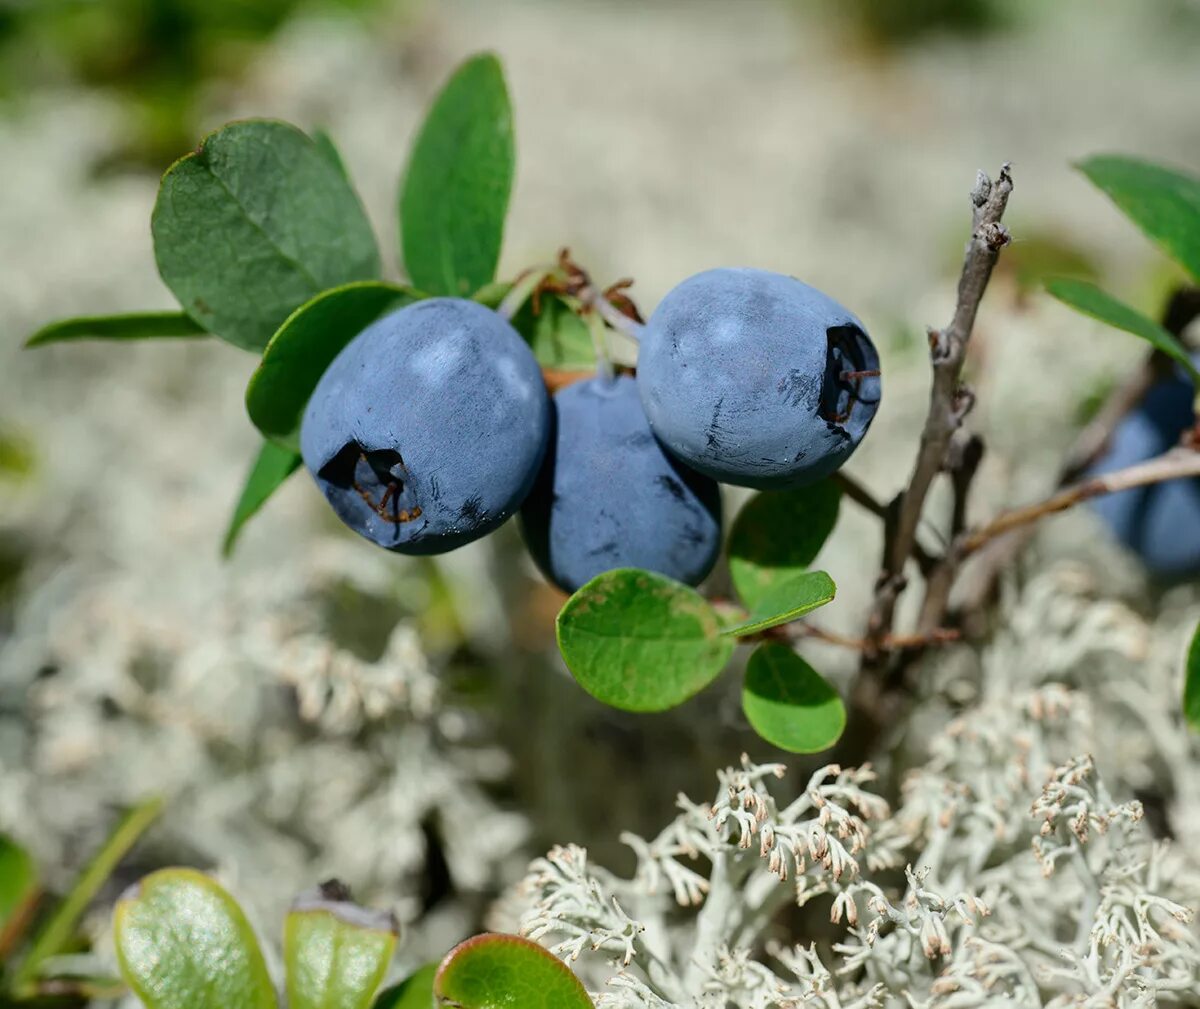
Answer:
[508,675,1200,1007]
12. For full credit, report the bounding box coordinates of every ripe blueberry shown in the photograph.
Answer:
[300,298,550,555]
[1088,360,1200,577]
[636,268,881,489]
[520,374,722,593]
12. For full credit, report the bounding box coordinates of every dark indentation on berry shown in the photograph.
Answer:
[319,443,422,524]
[820,325,878,426]
[656,474,687,502]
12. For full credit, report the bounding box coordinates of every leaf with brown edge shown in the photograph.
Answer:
[434,934,593,1009]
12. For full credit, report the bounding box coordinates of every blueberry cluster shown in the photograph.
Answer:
[301,268,883,592]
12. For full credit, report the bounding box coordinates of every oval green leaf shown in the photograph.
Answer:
[556,568,734,712]
[1078,155,1200,283]
[245,281,419,446]
[25,311,207,348]
[434,934,593,1009]
[720,570,836,638]
[223,441,303,557]
[285,885,399,1009]
[1046,278,1200,387]
[728,481,841,610]
[1185,620,1200,734]
[372,964,437,1009]
[113,868,275,1009]
[742,643,846,753]
[399,53,514,296]
[153,120,381,352]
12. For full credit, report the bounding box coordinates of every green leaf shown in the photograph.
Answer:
[285,886,398,1009]
[742,643,846,753]
[1079,155,1200,282]
[1185,620,1200,734]
[434,934,593,1009]
[245,281,419,447]
[470,281,512,309]
[399,53,514,296]
[312,128,350,181]
[511,294,596,369]
[25,311,207,347]
[222,441,303,557]
[720,571,837,638]
[728,481,841,610]
[372,964,437,1009]
[556,568,734,712]
[113,868,275,1009]
[0,836,39,959]
[1046,278,1200,386]
[153,120,381,352]
[14,796,162,997]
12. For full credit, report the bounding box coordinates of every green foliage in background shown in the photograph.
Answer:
[0,798,160,1003]
[0,0,389,167]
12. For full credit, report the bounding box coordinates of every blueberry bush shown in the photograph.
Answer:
[24,51,1200,764]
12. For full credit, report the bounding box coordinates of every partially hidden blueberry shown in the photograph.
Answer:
[637,267,881,489]
[1088,357,1200,578]
[300,298,551,555]
[520,374,722,593]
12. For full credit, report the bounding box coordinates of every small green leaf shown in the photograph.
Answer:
[25,311,207,347]
[728,481,841,610]
[721,571,837,638]
[222,441,303,557]
[0,836,39,959]
[511,294,596,369]
[399,54,514,296]
[742,643,846,753]
[1185,620,1200,734]
[434,934,593,1009]
[556,569,734,712]
[113,868,275,1009]
[245,281,419,447]
[1046,278,1200,386]
[154,120,381,352]
[285,885,398,1009]
[372,964,437,1009]
[14,796,162,997]
[1079,155,1200,282]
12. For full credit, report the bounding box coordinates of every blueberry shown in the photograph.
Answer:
[636,268,881,489]
[1087,359,1200,577]
[520,374,722,593]
[301,298,550,555]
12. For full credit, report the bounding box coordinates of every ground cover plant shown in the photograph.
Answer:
[19,43,1200,1008]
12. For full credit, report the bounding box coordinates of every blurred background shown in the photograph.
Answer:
[3,0,1200,989]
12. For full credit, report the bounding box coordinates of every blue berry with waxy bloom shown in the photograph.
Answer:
[1088,357,1200,578]
[636,267,882,489]
[301,298,551,555]
[520,374,722,593]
